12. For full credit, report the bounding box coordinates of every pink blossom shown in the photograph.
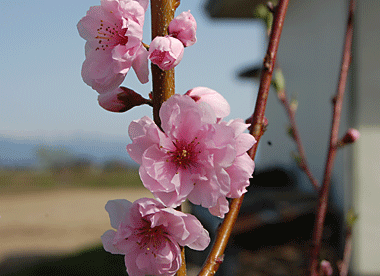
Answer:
[168,10,197,47]
[98,86,149,112]
[185,87,231,120]
[148,36,184,71]
[127,95,233,209]
[186,89,256,217]
[196,119,255,218]
[77,0,149,93]
[127,94,255,218]
[101,198,210,276]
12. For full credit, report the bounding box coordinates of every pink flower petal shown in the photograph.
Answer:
[105,199,132,229]
[101,230,122,254]
[226,153,254,198]
[185,87,231,119]
[208,197,230,218]
[132,45,149,83]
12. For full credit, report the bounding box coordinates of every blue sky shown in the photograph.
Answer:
[0,0,265,140]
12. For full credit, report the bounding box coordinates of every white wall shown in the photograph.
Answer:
[352,1,380,274]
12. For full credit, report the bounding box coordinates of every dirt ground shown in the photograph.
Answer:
[0,188,153,262]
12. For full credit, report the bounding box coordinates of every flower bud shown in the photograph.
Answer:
[346,209,358,227]
[290,97,298,113]
[98,87,149,112]
[272,68,286,92]
[148,36,184,71]
[342,128,360,143]
[338,128,360,147]
[320,260,333,276]
[168,10,197,47]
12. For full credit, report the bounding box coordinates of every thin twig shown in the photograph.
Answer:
[308,0,355,275]
[197,1,289,275]
[277,88,320,191]
[339,227,352,276]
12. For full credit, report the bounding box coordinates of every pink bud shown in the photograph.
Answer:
[185,87,230,119]
[168,10,197,47]
[341,128,360,144]
[97,87,149,112]
[337,128,361,147]
[148,36,184,71]
[320,260,333,276]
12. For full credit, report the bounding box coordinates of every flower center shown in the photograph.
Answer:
[95,19,128,51]
[169,138,200,169]
[136,224,168,254]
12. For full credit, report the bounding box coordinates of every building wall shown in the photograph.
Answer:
[258,0,348,208]
[352,1,380,274]
[256,0,380,273]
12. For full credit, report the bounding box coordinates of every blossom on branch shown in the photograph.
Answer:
[127,93,256,217]
[148,36,184,71]
[77,0,149,93]
[168,10,197,47]
[101,198,210,276]
[98,86,149,112]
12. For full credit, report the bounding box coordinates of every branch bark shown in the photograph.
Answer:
[308,0,355,274]
[150,1,184,275]
[151,0,179,126]
[197,1,289,275]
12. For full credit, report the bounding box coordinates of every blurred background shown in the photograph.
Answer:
[1,0,379,275]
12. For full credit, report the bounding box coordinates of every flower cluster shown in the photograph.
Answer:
[79,2,256,275]
[100,88,255,275]
[127,89,256,218]
[78,1,197,112]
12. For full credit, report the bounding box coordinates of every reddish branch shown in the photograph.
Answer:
[339,227,353,276]
[277,89,320,191]
[197,1,290,275]
[308,0,355,274]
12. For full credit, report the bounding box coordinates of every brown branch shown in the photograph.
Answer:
[150,1,183,275]
[151,0,178,126]
[308,0,355,275]
[277,88,320,191]
[197,1,290,275]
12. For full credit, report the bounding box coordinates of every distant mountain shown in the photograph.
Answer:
[0,132,135,168]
